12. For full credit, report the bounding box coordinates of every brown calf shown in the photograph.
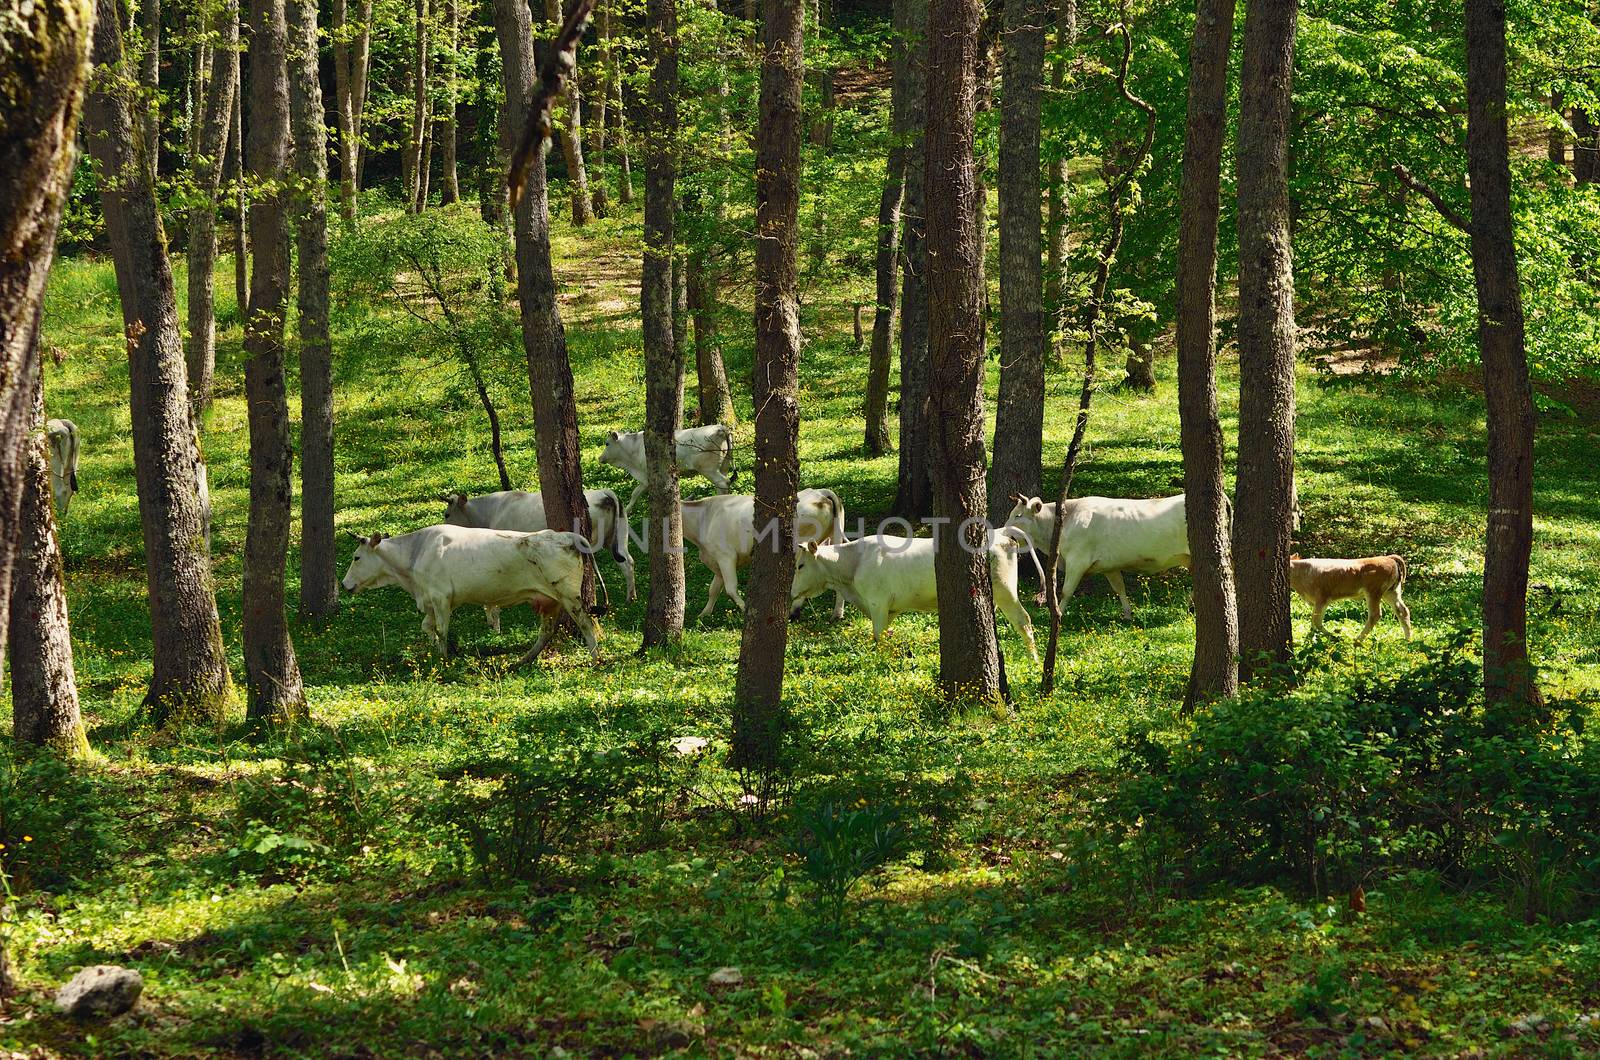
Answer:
[1288,554,1413,640]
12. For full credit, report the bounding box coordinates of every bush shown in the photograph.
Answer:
[1104,634,1600,915]
[788,797,909,934]
[0,745,118,892]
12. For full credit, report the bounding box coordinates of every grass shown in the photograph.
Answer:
[3,198,1599,1056]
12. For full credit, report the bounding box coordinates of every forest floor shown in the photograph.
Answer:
[3,202,1599,1057]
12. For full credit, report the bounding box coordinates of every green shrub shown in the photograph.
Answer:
[788,797,909,934]
[0,745,118,892]
[1104,633,1600,914]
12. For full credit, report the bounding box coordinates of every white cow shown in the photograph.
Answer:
[788,530,1042,662]
[339,525,600,663]
[442,487,635,614]
[45,418,79,517]
[680,487,846,619]
[599,423,735,516]
[1004,494,1196,620]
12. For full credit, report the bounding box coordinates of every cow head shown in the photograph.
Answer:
[788,541,828,618]
[1005,495,1045,529]
[598,430,626,468]
[341,532,393,593]
[440,492,472,526]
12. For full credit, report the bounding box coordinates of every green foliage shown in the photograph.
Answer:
[788,797,909,934]
[1107,635,1600,915]
[0,745,118,893]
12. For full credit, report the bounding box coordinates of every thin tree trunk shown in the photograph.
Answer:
[689,254,735,425]
[420,115,434,205]
[492,0,596,609]
[1232,0,1298,683]
[332,0,358,219]
[1548,91,1565,165]
[925,0,1000,703]
[242,0,307,724]
[1044,0,1074,334]
[614,64,634,204]
[1176,0,1239,709]
[641,0,684,647]
[864,0,910,456]
[288,0,338,618]
[733,0,803,773]
[544,0,595,225]
[808,0,833,149]
[893,0,930,520]
[1573,105,1598,184]
[438,0,459,205]
[990,0,1045,521]
[0,0,91,670]
[1466,0,1540,721]
[591,0,611,216]
[404,0,430,212]
[7,371,88,757]
[352,0,372,187]
[186,0,238,418]
[231,57,249,319]
[139,0,160,180]
[85,0,235,725]
[186,37,209,163]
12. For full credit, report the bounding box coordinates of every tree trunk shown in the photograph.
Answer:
[0,0,94,672]
[331,0,359,219]
[241,0,307,724]
[1548,91,1565,165]
[732,0,803,772]
[231,57,249,319]
[893,0,931,520]
[288,0,338,619]
[863,0,911,457]
[1466,0,1540,721]
[186,0,238,419]
[352,0,372,187]
[1044,0,1074,335]
[1176,0,1239,708]
[543,0,595,225]
[989,0,1046,521]
[689,254,735,426]
[923,0,1002,703]
[591,0,611,216]
[1232,0,1297,683]
[138,0,160,180]
[7,371,88,757]
[1573,105,1598,184]
[491,0,597,611]
[404,0,430,212]
[807,0,833,150]
[437,0,460,205]
[84,0,235,726]
[640,0,684,648]
[614,63,634,205]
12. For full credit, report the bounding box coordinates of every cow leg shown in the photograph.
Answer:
[1310,599,1329,635]
[624,480,646,518]
[1386,587,1413,640]
[516,613,557,666]
[432,606,453,657]
[1104,570,1134,621]
[484,606,502,634]
[700,566,724,619]
[1357,590,1383,640]
[832,589,846,621]
[703,467,732,494]
[995,588,1039,664]
[617,551,638,602]
[1054,564,1088,613]
[716,554,745,612]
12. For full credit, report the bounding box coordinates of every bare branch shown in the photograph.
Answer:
[1391,163,1470,235]
[507,0,600,211]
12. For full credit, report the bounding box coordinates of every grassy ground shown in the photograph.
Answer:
[3,202,1599,1057]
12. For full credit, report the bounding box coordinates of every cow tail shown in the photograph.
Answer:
[826,489,844,544]
[1393,553,1407,590]
[67,421,80,492]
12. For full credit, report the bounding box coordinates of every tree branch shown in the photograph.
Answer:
[507,0,599,210]
[1391,163,1470,235]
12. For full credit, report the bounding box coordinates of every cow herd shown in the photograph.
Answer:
[44,418,1415,667]
[337,424,1416,664]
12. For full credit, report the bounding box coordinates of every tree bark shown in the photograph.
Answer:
[640,0,684,647]
[437,0,460,205]
[689,254,735,426]
[492,0,597,611]
[1573,104,1598,184]
[1466,0,1540,720]
[352,0,372,187]
[543,0,595,225]
[138,0,160,180]
[1044,0,1074,335]
[0,0,93,671]
[924,0,1001,703]
[732,0,803,772]
[404,0,431,212]
[288,0,338,619]
[1547,91,1565,165]
[186,0,238,419]
[241,0,307,724]
[7,371,88,757]
[613,52,633,205]
[331,0,358,218]
[1232,0,1298,683]
[591,0,611,216]
[990,0,1046,521]
[84,0,236,726]
[230,54,249,319]
[893,0,931,520]
[863,0,911,457]
[1176,0,1239,708]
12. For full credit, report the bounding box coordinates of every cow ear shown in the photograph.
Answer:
[608,430,619,441]
[367,532,384,547]
[805,541,819,554]
[1290,553,1300,561]
[1030,498,1043,512]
